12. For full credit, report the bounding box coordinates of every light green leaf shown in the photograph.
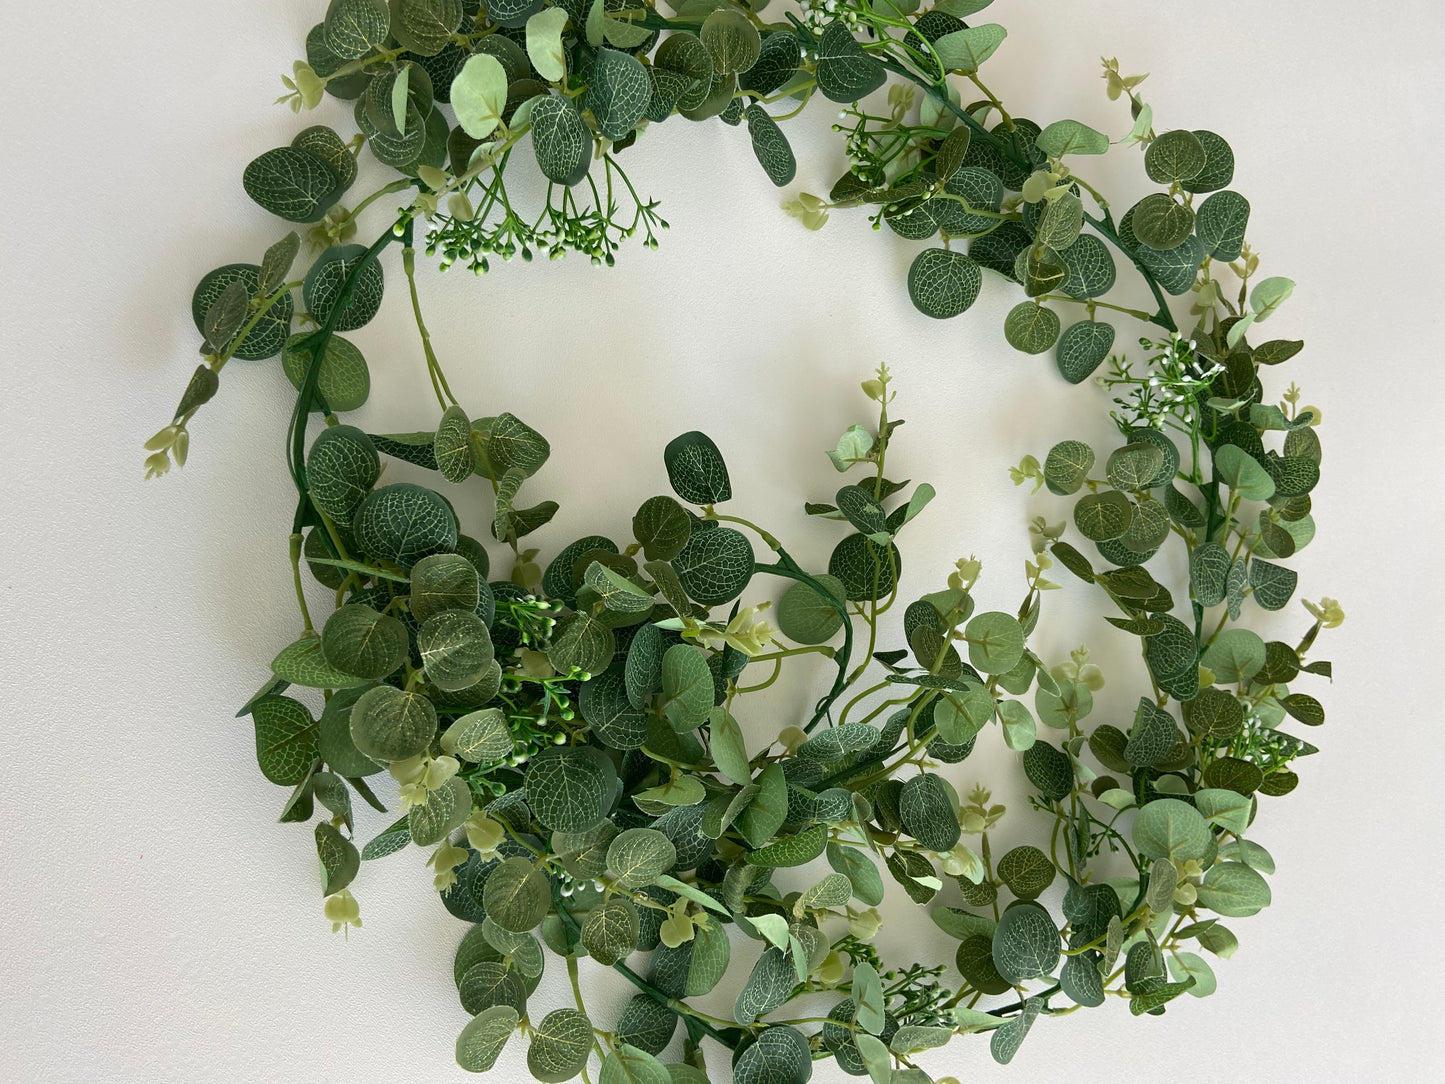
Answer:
[1036,119,1109,157]
[455,1005,519,1073]
[1133,798,1210,862]
[451,53,508,139]
[934,24,1007,72]
[1197,861,1271,917]
[525,7,569,82]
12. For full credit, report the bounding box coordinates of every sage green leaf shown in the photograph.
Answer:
[1249,559,1297,611]
[709,706,751,784]
[1125,698,1179,768]
[1015,242,1068,297]
[815,20,886,102]
[1196,190,1250,261]
[1195,788,1252,835]
[957,936,1010,995]
[258,230,302,296]
[934,685,994,744]
[1282,692,1325,726]
[992,904,1060,984]
[745,824,828,867]
[777,574,845,645]
[964,611,1024,675]
[1061,952,1106,1007]
[898,774,960,852]
[306,424,380,525]
[484,856,550,932]
[1055,320,1115,384]
[588,48,650,141]
[580,897,639,965]
[322,603,408,680]
[191,264,292,360]
[1000,699,1036,751]
[1023,740,1072,800]
[653,32,714,113]
[272,633,372,689]
[907,248,982,319]
[825,844,883,906]
[303,244,385,332]
[202,281,249,352]
[997,845,1055,900]
[318,689,383,776]
[451,53,508,138]
[243,146,340,223]
[324,0,390,58]
[525,7,568,82]
[664,431,731,504]
[531,95,591,186]
[419,609,494,691]
[1133,798,1210,862]
[684,915,731,996]
[700,9,760,75]
[934,23,1007,72]
[625,623,664,709]
[585,562,655,614]
[1202,628,1267,684]
[409,775,463,845]
[1190,541,1230,606]
[798,872,853,912]
[1035,119,1109,157]
[1169,951,1218,997]
[659,647,712,735]
[411,553,480,623]
[1197,861,1271,917]
[1036,191,1084,250]
[389,0,462,55]
[1044,440,1094,495]
[607,828,676,889]
[480,412,551,479]
[1106,443,1165,491]
[1004,301,1060,353]
[527,1009,593,1083]
[672,527,753,607]
[252,696,319,785]
[350,685,437,761]
[1073,490,1132,542]
[441,708,512,764]
[1060,235,1116,299]
[1145,129,1207,183]
[731,1024,810,1084]
[526,746,610,832]
[283,333,370,413]
[745,104,796,186]
[737,764,787,847]
[455,1004,519,1073]
[797,722,880,762]
[432,405,474,483]
[1129,192,1194,250]
[1183,688,1244,742]
[600,1045,671,1084]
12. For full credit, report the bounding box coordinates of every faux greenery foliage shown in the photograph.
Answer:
[150,1,1340,1079]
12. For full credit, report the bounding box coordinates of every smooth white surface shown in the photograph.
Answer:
[3,1,1442,1081]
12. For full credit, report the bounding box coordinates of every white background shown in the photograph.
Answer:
[3,1,1442,1081]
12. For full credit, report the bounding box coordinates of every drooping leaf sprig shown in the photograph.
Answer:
[152,1,1337,1079]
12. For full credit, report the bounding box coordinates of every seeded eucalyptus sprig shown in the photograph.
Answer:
[155,1,1336,1079]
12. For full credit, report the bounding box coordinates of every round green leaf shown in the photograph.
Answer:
[283,333,370,412]
[814,19,886,103]
[1129,193,1194,251]
[1196,190,1250,262]
[1044,439,1094,496]
[252,695,319,785]
[663,431,732,505]
[607,828,677,889]
[191,264,293,361]
[997,845,1056,901]
[1004,301,1061,354]
[410,553,481,623]
[631,496,691,561]
[1132,798,1210,862]
[531,94,591,186]
[1201,628,1267,684]
[828,533,900,602]
[1183,130,1235,193]
[661,644,713,730]
[433,404,475,483]
[527,1008,593,1083]
[1106,443,1166,491]
[321,602,408,679]
[732,1024,812,1084]
[600,1046,671,1084]
[745,104,796,186]
[1073,490,1132,542]
[588,48,651,141]
[306,424,380,524]
[1055,320,1115,384]
[964,611,1025,674]
[1145,129,1207,183]
[899,773,960,852]
[451,52,508,139]
[581,897,640,966]
[776,574,846,645]
[701,9,761,74]
[324,0,391,59]
[1197,861,1271,917]
[419,608,495,691]
[483,856,551,932]
[350,684,438,761]
[992,902,1060,984]
[1060,235,1117,299]
[354,482,458,568]
[303,244,385,332]
[907,248,982,319]
[671,527,753,607]
[455,1004,519,1073]
[243,146,340,223]
[526,746,611,832]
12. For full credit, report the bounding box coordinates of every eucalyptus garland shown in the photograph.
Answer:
[149,1,1341,1080]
